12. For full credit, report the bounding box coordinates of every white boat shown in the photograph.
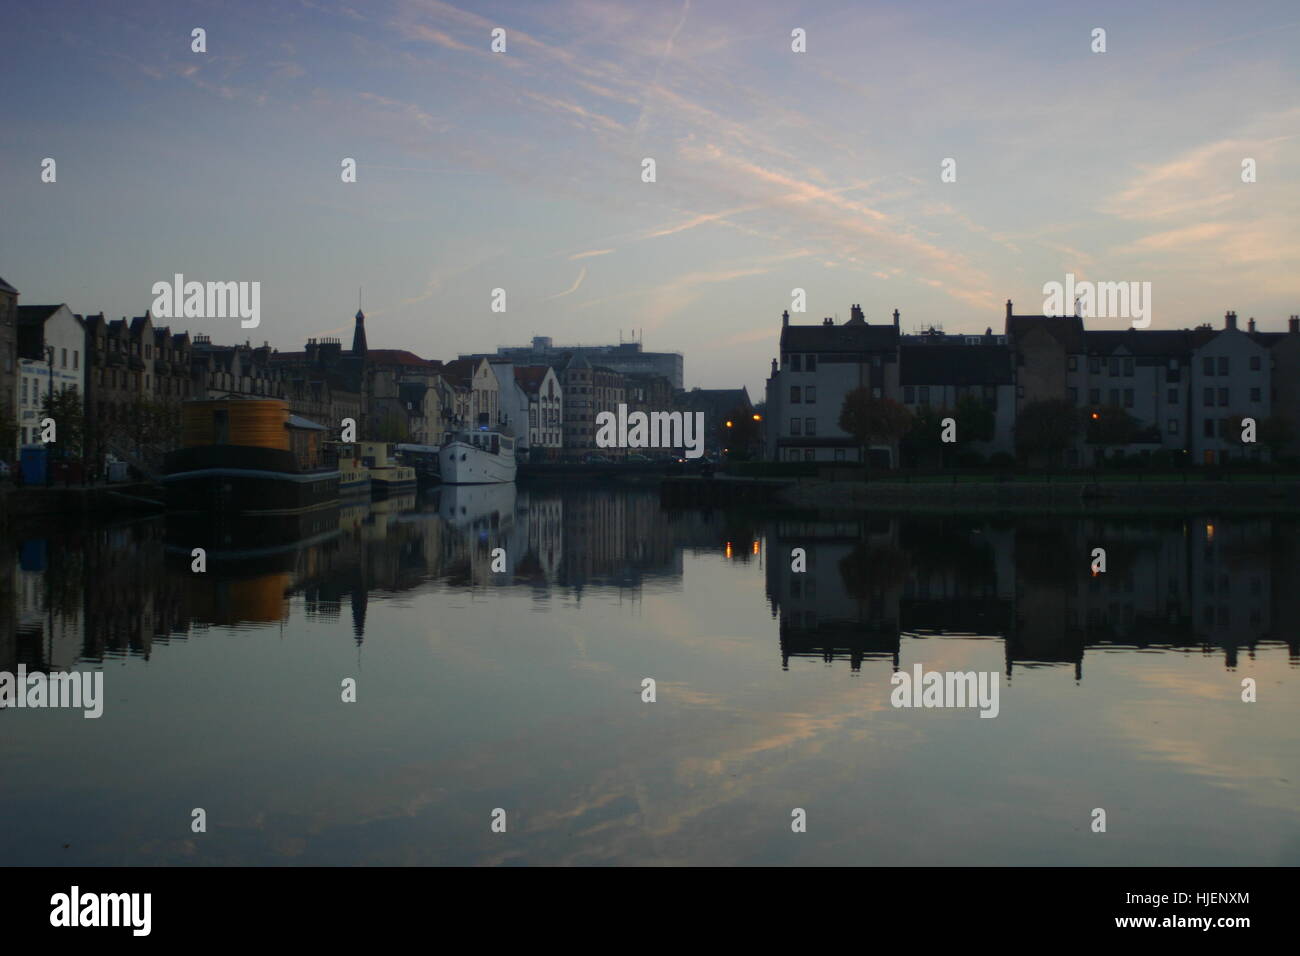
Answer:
[439,428,517,484]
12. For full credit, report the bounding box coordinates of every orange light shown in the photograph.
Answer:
[725,542,733,559]
[1206,523,1215,541]
[752,540,760,555]
[725,420,733,428]
[1091,412,1099,419]
[752,414,762,421]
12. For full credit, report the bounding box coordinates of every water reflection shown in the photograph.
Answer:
[2,489,1297,866]
[3,492,1296,676]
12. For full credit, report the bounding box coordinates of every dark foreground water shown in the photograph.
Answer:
[1,486,1297,866]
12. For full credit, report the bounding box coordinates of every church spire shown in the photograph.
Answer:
[352,304,367,355]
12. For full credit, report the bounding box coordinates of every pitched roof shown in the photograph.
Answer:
[899,344,1013,386]
[365,349,439,369]
[1082,329,1199,357]
[16,304,61,327]
[0,276,17,295]
[438,357,482,385]
[780,322,898,352]
[513,365,550,392]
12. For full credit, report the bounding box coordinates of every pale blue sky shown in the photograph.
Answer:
[3,0,1298,396]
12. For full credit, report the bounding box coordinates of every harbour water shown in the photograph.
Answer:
[0,487,1296,865]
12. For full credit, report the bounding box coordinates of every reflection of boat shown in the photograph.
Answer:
[437,482,517,529]
[359,441,417,498]
[439,428,516,484]
[329,442,372,496]
[163,399,339,515]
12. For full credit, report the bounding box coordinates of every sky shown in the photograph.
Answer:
[3,0,1299,397]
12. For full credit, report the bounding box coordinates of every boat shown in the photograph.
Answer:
[394,443,442,487]
[358,441,418,498]
[162,399,339,516]
[438,427,517,484]
[329,442,372,497]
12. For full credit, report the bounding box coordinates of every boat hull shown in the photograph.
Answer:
[439,441,516,484]
[163,445,339,516]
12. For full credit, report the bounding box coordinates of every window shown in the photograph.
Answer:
[1089,388,1100,404]
[1218,388,1229,407]
[1250,355,1261,371]
[1068,387,1078,402]
[1125,358,1135,376]
[21,378,27,402]
[790,418,802,436]
[871,387,881,398]
[834,448,845,461]
[1204,419,1215,438]
[1218,357,1229,375]
[1109,357,1120,376]
[1124,389,1134,408]
[1167,388,1178,404]
[904,386,915,403]
[1203,388,1214,407]
[805,386,816,404]
[1090,357,1101,374]
[919,386,930,405]
[1108,389,1119,406]
[790,386,801,403]
[790,354,801,372]
[61,348,67,367]
[1168,418,1179,434]
[871,355,882,367]
[803,449,815,461]
[806,355,817,372]
[788,448,801,462]
[805,418,816,436]
[1068,356,1078,371]
[1203,357,1214,376]
[1016,385,1025,399]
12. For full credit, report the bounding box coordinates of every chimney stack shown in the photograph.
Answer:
[850,303,864,323]
[1248,317,1256,333]
[1006,299,1013,320]
[1225,310,1237,330]
[893,308,900,329]
[782,309,789,327]
[1290,316,1299,334]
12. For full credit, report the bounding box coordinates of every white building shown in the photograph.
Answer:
[514,365,563,461]
[16,304,85,451]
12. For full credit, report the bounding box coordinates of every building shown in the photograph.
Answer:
[0,277,17,450]
[679,386,754,458]
[485,336,683,390]
[898,328,1015,457]
[764,304,901,464]
[16,304,85,452]
[81,312,193,472]
[514,365,563,461]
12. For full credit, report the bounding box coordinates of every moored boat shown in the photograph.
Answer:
[163,399,339,516]
[359,441,418,498]
[439,427,517,484]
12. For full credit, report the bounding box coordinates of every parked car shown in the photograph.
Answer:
[626,453,653,463]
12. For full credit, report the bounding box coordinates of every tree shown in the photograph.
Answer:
[954,395,996,445]
[1259,415,1296,462]
[838,388,913,472]
[1014,398,1079,468]
[1086,404,1141,464]
[0,403,16,459]
[37,386,85,459]
[720,405,761,460]
[900,405,945,468]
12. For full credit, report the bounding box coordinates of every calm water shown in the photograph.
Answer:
[1,486,1297,866]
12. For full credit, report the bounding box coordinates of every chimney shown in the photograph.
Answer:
[1290,316,1299,334]
[893,308,900,329]
[1006,299,1013,320]
[1248,317,1256,333]
[771,358,778,376]
[782,309,789,327]
[850,304,864,323]
[1225,310,1237,330]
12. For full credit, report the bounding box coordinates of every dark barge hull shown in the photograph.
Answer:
[163,445,339,516]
